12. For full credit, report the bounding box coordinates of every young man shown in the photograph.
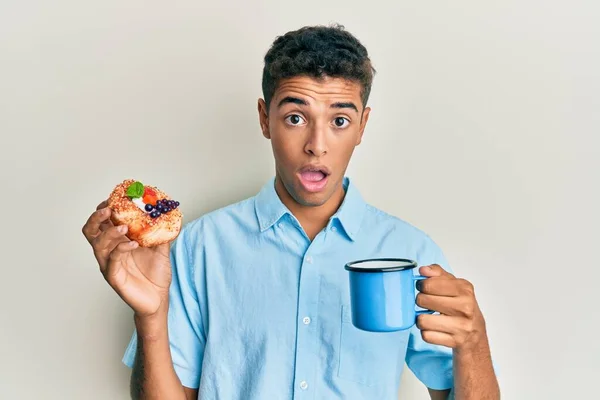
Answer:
[82,25,499,400]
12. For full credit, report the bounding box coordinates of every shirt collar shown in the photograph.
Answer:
[254,178,290,232]
[254,176,367,241]
[331,177,367,241]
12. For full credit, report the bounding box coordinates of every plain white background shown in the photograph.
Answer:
[1,1,598,399]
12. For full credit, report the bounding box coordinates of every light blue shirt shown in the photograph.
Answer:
[123,177,454,399]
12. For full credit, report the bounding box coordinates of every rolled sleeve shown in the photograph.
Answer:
[122,225,206,389]
[405,326,454,390]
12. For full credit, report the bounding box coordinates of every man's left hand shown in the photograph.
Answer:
[415,265,487,352]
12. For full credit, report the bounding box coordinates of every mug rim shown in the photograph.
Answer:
[344,258,417,273]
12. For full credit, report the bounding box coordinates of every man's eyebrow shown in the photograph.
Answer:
[276,97,359,113]
[277,96,308,107]
[331,102,359,113]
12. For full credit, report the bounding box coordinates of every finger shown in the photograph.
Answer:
[417,293,460,316]
[419,264,454,278]
[95,200,114,232]
[82,207,112,243]
[107,240,138,264]
[104,240,139,280]
[93,225,130,263]
[99,219,114,232]
[417,314,462,335]
[96,200,109,210]
[416,277,462,297]
[421,330,456,348]
[417,293,477,318]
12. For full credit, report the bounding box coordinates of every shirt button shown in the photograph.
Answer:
[302,316,311,325]
[331,226,337,231]
[306,256,313,264]
[300,381,308,390]
[278,222,283,228]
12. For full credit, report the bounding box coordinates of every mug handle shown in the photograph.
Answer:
[413,275,435,316]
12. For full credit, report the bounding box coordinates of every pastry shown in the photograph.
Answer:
[107,179,182,247]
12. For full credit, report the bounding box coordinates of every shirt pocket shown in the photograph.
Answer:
[337,305,409,387]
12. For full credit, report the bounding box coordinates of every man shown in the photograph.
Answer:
[82,24,499,399]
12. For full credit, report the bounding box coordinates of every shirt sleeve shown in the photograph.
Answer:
[405,236,454,390]
[122,224,206,389]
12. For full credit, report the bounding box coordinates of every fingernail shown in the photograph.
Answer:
[130,241,138,248]
[416,280,424,292]
[118,225,127,233]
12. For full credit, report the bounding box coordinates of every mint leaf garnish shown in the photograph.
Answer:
[126,181,144,198]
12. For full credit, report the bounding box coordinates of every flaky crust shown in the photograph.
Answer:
[107,179,182,247]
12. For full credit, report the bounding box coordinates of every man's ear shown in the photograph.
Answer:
[356,106,371,145]
[258,99,271,139]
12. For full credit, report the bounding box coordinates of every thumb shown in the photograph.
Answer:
[419,264,452,278]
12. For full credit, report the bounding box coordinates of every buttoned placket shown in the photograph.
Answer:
[291,226,332,399]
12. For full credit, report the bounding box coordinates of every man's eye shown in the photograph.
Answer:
[285,115,305,125]
[334,117,350,128]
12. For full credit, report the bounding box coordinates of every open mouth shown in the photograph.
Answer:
[297,165,330,193]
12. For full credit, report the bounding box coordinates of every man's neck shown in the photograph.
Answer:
[274,176,346,241]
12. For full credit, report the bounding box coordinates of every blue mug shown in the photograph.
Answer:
[344,258,433,332]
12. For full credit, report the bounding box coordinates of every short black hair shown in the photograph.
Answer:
[262,24,376,112]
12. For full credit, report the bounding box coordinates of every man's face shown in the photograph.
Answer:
[258,76,371,207]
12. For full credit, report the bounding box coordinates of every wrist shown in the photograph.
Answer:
[454,331,490,358]
[134,305,169,341]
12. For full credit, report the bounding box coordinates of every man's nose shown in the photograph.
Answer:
[304,124,328,157]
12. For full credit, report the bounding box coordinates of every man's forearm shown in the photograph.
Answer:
[452,334,500,400]
[130,311,188,400]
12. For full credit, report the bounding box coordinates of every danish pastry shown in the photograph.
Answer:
[107,179,182,247]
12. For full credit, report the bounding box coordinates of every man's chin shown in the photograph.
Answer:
[292,188,332,207]
[297,197,328,207]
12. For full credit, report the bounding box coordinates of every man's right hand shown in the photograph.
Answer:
[82,200,173,318]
